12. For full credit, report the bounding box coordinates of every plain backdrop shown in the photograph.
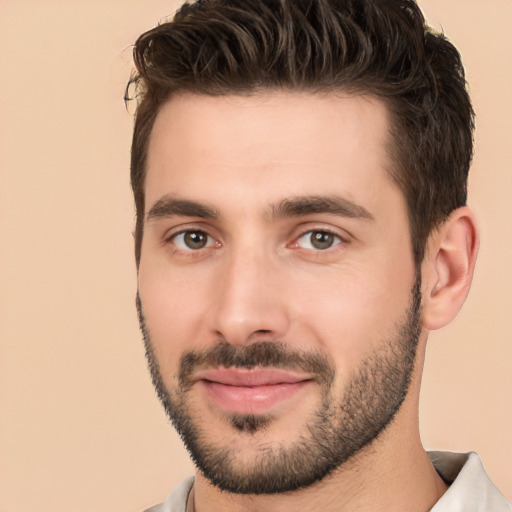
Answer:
[0,1,511,511]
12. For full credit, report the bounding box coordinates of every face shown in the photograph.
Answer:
[138,92,420,493]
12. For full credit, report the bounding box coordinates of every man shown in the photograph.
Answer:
[126,0,512,510]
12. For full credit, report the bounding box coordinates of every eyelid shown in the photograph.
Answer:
[162,221,214,240]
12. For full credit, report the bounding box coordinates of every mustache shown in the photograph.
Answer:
[179,340,336,389]
[136,293,336,391]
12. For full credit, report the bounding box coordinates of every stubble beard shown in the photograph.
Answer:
[137,276,422,495]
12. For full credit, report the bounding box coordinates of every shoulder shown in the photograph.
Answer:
[143,476,195,512]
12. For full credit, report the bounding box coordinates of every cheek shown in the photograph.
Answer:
[291,260,415,373]
[138,260,214,375]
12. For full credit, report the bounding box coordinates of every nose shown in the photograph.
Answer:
[208,245,290,346]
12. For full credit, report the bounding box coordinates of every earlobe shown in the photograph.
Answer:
[421,207,479,331]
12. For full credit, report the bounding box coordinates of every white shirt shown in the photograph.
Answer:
[429,452,511,511]
[144,452,512,511]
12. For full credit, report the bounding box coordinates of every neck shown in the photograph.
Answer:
[192,431,447,512]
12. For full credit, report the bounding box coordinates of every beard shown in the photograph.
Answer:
[137,275,422,495]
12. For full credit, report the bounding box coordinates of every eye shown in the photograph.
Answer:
[171,230,215,251]
[296,230,342,250]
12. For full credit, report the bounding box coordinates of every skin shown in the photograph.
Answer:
[138,92,478,512]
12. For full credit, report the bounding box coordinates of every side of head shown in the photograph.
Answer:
[126,0,475,268]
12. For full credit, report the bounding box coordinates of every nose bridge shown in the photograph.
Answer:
[209,238,289,345]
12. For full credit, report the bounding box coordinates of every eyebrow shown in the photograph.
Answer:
[146,194,374,223]
[270,195,374,221]
[146,196,220,222]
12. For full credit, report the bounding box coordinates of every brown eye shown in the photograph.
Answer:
[297,230,340,250]
[173,230,212,250]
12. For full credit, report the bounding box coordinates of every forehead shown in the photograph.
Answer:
[145,91,400,216]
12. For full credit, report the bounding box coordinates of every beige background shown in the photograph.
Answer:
[0,1,510,510]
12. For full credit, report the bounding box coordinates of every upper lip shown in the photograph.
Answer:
[194,368,311,387]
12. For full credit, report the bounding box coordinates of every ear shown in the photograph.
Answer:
[421,207,479,331]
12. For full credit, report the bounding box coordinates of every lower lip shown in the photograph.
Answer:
[201,380,311,415]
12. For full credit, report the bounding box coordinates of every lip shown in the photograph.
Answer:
[195,368,313,414]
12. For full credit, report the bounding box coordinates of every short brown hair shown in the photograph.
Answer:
[126,0,474,266]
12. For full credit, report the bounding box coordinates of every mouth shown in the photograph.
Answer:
[194,368,313,415]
